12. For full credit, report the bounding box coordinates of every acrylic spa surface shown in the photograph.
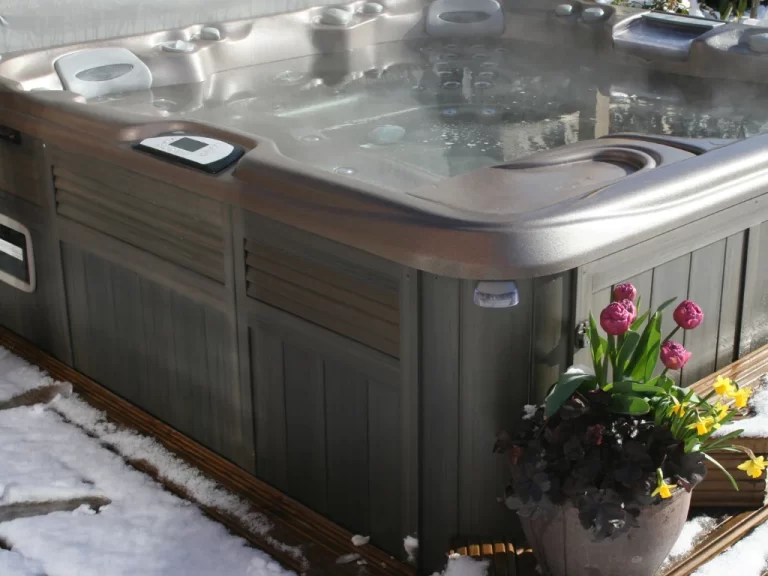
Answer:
[48,38,768,194]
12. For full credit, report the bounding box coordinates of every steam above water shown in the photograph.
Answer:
[87,36,768,190]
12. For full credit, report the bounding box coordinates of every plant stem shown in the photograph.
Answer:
[663,326,680,344]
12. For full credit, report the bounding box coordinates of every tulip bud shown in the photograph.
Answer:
[660,341,692,371]
[600,302,632,336]
[613,283,637,302]
[620,299,637,324]
[673,300,704,330]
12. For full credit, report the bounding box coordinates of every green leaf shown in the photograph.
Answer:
[631,310,650,332]
[658,375,675,394]
[627,313,663,381]
[704,429,746,451]
[588,313,607,383]
[617,330,641,373]
[656,297,678,313]
[608,393,651,415]
[611,380,665,395]
[544,372,596,418]
[704,453,740,491]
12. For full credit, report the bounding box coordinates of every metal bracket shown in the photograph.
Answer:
[575,321,588,349]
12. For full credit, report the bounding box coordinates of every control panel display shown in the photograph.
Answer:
[134,133,244,174]
[171,137,208,152]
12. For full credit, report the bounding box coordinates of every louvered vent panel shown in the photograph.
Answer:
[52,152,225,283]
[245,240,400,358]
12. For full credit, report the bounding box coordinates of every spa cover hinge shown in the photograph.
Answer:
[575,321,588,350]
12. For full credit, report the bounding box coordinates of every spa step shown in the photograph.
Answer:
[447,536,537,576]
[0,325,414,576]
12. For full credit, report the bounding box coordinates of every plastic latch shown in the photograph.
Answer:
[473,281,520,308]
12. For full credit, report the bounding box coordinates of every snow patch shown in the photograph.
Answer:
[335,553,360,565]
[431,555,489,576]
[0,347,59,403]
[663,516,719,565]
[0,405,295,576]
[351,534,370,546]
[404,535,419,563]
[0,548,46,576]
[522,405,538,420]
[715,374,768,438]
[693,521,768,576]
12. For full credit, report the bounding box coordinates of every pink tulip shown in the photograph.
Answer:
[600,302,633,336]
[673,300,704,330]
[660,341,692,371]
[621,299,637,324]
[613,283,637,303]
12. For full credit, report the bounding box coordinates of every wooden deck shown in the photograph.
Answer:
[0,326,414,576]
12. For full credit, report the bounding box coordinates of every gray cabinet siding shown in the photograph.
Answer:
[420,272,574,573]
[247,301,404,557]
[60,240,253,469]
[239,211,411,559]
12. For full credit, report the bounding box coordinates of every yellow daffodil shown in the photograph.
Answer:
[652,478,675,499]
[729,387,752,409]
[714,375,736,396]
[669,396,686,417]
[688,416,716,436]
[737,456,766,479]
[714,402,730,423]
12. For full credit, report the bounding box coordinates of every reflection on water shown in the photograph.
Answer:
[87,38,768,191]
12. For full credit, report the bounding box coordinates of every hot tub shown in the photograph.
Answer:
[1,0,768,571]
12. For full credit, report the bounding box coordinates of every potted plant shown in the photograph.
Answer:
[495,284,766,576]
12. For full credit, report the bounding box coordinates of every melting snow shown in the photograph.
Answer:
[0,348,58,403]
[0,347,295,576]
[351,534,370,546]
[404,535,419,563]
[715,374,768,438]
[693,521,768,576]
[0,548,46,576]
[431,556,489,576]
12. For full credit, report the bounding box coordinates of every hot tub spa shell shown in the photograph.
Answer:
[1,1,768,573]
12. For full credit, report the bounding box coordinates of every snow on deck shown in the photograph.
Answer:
[0,347,293,576]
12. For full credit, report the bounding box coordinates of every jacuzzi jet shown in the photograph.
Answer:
[480,107,498,115]
[359,2,385,14]
[438,53,459,61]
[300,135,322,143]
[334,166,357,175]
[369,125,407,145]
[441,108,459,116]
[442,81,462,90]
[317,7,354,26]
[477,70,497,80]
[474,81,494,89]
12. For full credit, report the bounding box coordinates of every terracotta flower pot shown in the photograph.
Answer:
[518,490,692,576]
